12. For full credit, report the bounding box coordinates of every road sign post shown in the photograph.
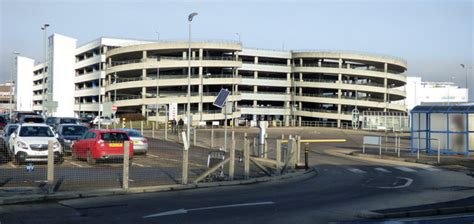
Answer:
[213,88,231,152]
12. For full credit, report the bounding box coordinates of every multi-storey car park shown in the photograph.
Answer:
[13,35,407,128]
[102,41,408,128]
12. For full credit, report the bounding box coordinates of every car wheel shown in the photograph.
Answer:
[87,150,96,165]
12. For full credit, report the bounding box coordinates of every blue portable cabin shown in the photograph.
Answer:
[410,105,474,158]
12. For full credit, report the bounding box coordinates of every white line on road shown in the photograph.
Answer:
[132,163,151,168]
[129,179,135,182]
[422,167,442,172]
[377,177,413,189]
[9,163,17,168]
[143,201,275,218]
[395,167,417,172]
[374,167,391,173]
[147,154,159,158]
[70,162,83,168]
[347,168,366,174]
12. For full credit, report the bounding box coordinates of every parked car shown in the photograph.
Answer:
[1,123,19,159]
[0,116,7,130]
[118,128,148,155]
[92,116,116,127]
[19,115,45,124]
[11,111,37,123]
[53,117,80,131]
[72,129,134,165]
[46,116,59,127]
[8,123,63,164]
[79,117,92,128]
[56,124,89,155]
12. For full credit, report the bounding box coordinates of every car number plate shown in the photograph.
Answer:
[133,140,141,144]
[109,143,123,147]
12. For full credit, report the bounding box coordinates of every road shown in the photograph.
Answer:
[2,131,473,223]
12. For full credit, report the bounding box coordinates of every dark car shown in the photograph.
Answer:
[46,117,59,127]
[56,124,88,154]
[19,115,45,124]
[53,117,80,131]
[11,111,37,123]
[0,116,7,130]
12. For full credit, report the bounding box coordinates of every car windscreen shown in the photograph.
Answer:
[61,126,88,136]
[19,126,54,137]
[60,118,78,124]
[101,132,129,141]
[126,131,142,137]
[7,126,18,135]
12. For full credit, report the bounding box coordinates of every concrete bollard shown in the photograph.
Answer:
[244,133,249,180]
[141,121,144,135]
[152,122,155,138]
[47,139,55,193]
[181,131,189,185]
[123,141,130,189]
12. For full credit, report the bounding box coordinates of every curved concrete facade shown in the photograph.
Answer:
[101,42,407,127]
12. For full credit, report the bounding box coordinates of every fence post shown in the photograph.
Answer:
[123,141,130,190]
[47,139,54,193]
[210,127,214,149]
[296,135,301,165]
[130,120,133,129]
[437,139,441,164]
[264,133,268,159]
[229,138,235,180]
[244,133,249,179]
[379,137,382,158]
[181,131,189,184]
[193,127,197,146]
[276,139,282,174]
[152,122,155,138]
[165,120,168,140]
[397,136,401,157]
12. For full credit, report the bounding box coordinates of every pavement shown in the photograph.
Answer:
[1,126,474,223]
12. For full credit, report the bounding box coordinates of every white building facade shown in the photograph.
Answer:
[406,77,469,110]
[15,56,34,111]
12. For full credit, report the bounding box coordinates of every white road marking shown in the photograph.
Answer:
[147,154,159,158]
[132,163,151,168]
[377,177,414,189]
[422,167,442,172]
[9,163,17,168]
[34,180,47,183]
[129,179,135,182]
[347,168,366,174]
[395,167,417,172]
[143,201,275,218]
[70,162,83,168]
[374,167,391,173]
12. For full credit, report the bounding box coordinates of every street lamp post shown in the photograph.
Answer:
[156,31,160,41]
[235,33,241,42]
[41,23,50,115]
[187,12,198,149]
[461,64,471,99]
[10,52,20,116]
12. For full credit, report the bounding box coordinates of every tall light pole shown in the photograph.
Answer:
[448,76,455,105]
[156,31,160,41]
[41,23,50,115]
[187,12,198,149]
[235,33,240,42]
[9,52,20,115]
[461,64,470,100]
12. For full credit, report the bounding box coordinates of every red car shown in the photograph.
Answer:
[72,129,134,164]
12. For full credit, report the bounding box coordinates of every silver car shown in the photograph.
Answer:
[118,128,148,155]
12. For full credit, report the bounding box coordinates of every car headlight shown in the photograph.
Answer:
[17,141,28,149]
[53,142,60,149]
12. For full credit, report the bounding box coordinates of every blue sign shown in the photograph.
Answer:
[26,163,35,172]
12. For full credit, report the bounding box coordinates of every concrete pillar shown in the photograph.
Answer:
[254,56,258,64]
[299,58,303,66]
[253,71,258,107]
[142,51,147,60]
[199,48,203,60]
[182,51,187,60]
[384,63,388,112]
[198,73,203,121]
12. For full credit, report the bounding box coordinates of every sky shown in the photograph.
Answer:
[1,0,473,99]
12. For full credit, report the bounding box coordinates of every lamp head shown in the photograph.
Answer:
[188,12,198,22]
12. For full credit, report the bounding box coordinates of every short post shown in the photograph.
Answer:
[140,120,144,135]
[123,141,130,189]
[210,127,214,149]
[130,120,133,129]
[397,136,401,157]
[181,131,189,185]
[417,145,420,160]
[244,133,249,179]
[193,127,197,146]
[152,122,155,138]
[229,139,235,180]
[362,144,365,154]
[276,139,282,174]
[253,137,257,156]
[47,140,54,193]
[304,146,309,170]
[264,139,268,159]
[122,118,126,128]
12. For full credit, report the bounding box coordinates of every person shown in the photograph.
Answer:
[171,119,177,133]
[178,118,184,133]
